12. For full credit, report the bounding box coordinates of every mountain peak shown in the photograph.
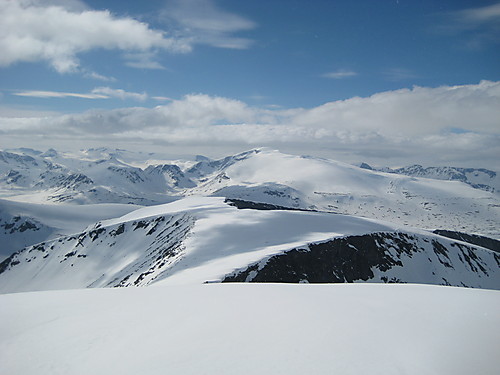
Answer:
[40,148,58,158]
[359,162,373,170]
[195,155,211,162]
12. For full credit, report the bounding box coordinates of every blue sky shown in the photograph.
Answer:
[0,0,499,167]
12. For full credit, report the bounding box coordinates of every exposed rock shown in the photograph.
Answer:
[222,232,500,289]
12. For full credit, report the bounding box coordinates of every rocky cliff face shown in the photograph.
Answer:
[433,230,500,253]
[223,231,500,289]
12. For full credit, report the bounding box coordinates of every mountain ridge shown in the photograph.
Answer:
[360,162,498,193]
[1,197,498,293]
[0,147,499,291]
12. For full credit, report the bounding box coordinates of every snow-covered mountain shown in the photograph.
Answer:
[4,147,497,238]
[1,148,499,375]
[1,147,499,266]
[0,198,141,262]
[0,147,499,292]
[223,229,499,287]
[184,149,499,238]
[360,162,499,193]
[1,197,498,293]
[0,148,180,204]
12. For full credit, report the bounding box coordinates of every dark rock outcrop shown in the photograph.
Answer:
[433,230,500,253]
[222,231,500,289]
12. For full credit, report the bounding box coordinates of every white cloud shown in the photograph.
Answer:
[84,71,116,82]
[91,87,148,102]
[13,88,148,101]
[1,82,499,168]
[0,0,257,73]
[453,2,500,26]
[0,105,60,118]
[323,70,357,79]
[0,0,191,73]
[123,52,167,70]
[155,94,255,126]
[38,0,89,12]
[152,96,173,102]
[437,2,500,48]
[13,90,108,99]
[162,0,256,49]
[291,80,500,137]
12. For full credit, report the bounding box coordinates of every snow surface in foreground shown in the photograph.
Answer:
[1,284,498,375]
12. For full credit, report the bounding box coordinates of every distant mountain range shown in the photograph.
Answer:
[0,147,499,293]
[359,162,498,193]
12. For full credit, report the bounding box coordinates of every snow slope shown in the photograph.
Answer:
[0,284,499,375]
[361,163,499,193]
[0,198,141,261]
[1,197,498,293]
[186,149,500,238]
[0,197,392,292]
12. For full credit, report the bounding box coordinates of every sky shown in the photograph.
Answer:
[0,0,499,168]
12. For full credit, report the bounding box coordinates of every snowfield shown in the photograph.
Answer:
[0,283,499,375]
[0,147,499,374]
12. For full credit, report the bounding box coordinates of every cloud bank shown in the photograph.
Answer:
[1,81,499,168]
